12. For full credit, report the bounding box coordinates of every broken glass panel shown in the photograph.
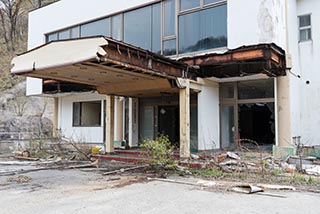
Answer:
[238,79,274,99]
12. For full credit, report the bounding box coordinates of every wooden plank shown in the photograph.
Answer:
[105,95,115,153]
[97,79,172,95]
[53,97,59,138]
[179,79,190,158]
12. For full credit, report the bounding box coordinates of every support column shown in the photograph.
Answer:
[105,95,115,153]
[179,79,190,158]
[53,97,59,138]
[129,98,139,147]
[277,76,292,147]
[114,97,124,142]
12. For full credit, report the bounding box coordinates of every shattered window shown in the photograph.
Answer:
[238,79,274,99]
[299,14,312,42]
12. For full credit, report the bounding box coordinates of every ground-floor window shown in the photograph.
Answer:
[220,79,275,150]
[72,101,101,127]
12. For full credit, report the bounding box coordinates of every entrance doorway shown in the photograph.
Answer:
[158,106,179,146]
[139,96,198,150]
[220,79,276,150]
[238,103,275,149]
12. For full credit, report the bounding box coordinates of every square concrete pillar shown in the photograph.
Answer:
[105,95,115,153]
[179,79,190,158]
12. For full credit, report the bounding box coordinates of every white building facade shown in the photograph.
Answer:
[15,0,320,156]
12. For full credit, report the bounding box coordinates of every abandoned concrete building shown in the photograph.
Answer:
[10,0,320,158]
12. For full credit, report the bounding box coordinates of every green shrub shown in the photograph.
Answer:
[141,135,178,169]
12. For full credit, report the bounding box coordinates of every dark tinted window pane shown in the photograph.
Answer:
[80,102,101,126]
[72,102,80,126]
[220,83,234,99]
[179,11,200,53]
[199,5,227,50]
[81,18,110,37]
[152,3,161,54]
[163,39,176,56]
[112,15,122,40]
[71,26,80,38]
[238,79,274,99]
[300,28,311,41]
[164,0,175,37]
[204,0,221,5]
[299,15,311,27]
[180,0,200,11]
[58,29,70,40]
[124,6,152,50]
[47,33,58,42]
[179,4,227,53]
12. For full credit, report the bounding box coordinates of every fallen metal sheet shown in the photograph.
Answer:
[257,184,296,191]
[231,185,263,194]
[306,165,320,176]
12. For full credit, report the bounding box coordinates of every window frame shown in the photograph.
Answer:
[298,14,312,42]
[45,0,228,56]
[72,100,102,127]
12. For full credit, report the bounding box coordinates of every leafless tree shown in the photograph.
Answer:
[0,0,23,52]
[27,0,58,9]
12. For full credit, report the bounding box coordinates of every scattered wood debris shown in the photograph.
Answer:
[7,175,32,183]
[103,164,149,175]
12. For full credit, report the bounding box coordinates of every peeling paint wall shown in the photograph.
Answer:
[228,0,286,49]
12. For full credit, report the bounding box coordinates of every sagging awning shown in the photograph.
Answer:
[180,43,286,79]
[11,37,286,97]
[12,36,199,97]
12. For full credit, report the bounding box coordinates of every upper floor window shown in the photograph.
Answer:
[81,18,110,38]
[299,14,312,42]
[46,0,227,56]
[179,4,227,54]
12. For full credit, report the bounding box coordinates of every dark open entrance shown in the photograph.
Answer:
[158,106,179,147]
[238,103,275,149]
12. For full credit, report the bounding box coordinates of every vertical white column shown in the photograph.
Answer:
[129,98,139,147]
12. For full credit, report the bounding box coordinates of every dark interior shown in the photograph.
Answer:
[238,103,275,148]
[158,106,179,147]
